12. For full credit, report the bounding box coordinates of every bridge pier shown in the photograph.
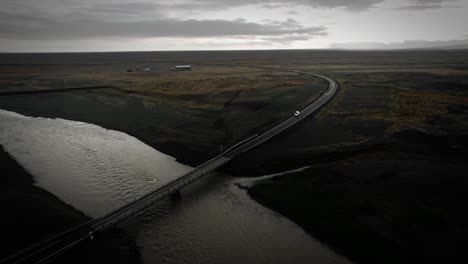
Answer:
[170,189,182,200]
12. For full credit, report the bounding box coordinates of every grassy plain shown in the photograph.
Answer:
[0,61,326,164]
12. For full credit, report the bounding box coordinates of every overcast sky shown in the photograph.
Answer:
[0,0,467,52]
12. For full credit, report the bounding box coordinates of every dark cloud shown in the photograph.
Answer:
[0,10,326,40]
[261,3,292,9]
[396,0,457,10]
[89,2,158,14]
[0,0,385,45]
[412,0,454,3]
[0,0,463,52]
[0,0,329,43]
[261,18,301,28]
[170,0,384,12]
[396,4,443,10]
[262,35,313,44]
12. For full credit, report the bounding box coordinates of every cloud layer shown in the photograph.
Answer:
[0,0,466,51]
[0,1,327,43]
[397,0,458,10]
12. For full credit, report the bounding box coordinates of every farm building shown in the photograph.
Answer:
[174,65,192,71]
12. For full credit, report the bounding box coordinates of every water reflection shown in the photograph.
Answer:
[127,173,352,264]
[0,109,191,217]
[0,109,352,264]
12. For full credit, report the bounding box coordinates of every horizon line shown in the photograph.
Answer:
[1,47,468,54]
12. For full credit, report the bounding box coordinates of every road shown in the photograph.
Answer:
[227,70,337,156]
[0,69,338,264]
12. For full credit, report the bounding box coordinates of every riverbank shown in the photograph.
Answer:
[0,62,325,166]
[0,58,326,262]
[0,146,86,259]
[2,50,467,263]
[0,146,140,263]
[247,136,468,264]
[233,51,468,263]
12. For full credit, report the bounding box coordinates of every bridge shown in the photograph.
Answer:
[0,69,338,264]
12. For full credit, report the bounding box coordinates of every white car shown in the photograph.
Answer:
[294,111,300,117]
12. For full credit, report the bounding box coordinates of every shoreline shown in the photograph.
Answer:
[3,50,467,263]
[0,146,87,259]
[0,69,326,261]
[244,137,468,264]
[0,146,141,263]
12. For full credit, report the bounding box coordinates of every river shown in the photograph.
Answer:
[0,109,352,264]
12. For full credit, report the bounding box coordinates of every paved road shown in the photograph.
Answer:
[0,69,338,264]
[227,70,337,156]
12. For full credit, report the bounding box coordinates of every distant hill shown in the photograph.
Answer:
[432,44,468,50]
[330,39,468,50]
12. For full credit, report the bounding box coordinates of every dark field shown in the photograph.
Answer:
[0,51,327,262]
[0,59,326,165]
[224,50,468,263]
[1,50,468,263]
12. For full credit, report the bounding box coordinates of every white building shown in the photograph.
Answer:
[174,65,192,71]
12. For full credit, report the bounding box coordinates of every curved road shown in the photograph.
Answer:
[0,69,338,264]
[227,70,337,156]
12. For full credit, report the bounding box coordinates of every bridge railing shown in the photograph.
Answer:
[92,157,232,231]
[90,134,260,230]
[1,65,338,264]
[219,134,259,155]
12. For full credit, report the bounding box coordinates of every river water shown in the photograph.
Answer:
[0,109,352,264]
[0,109,192,217]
